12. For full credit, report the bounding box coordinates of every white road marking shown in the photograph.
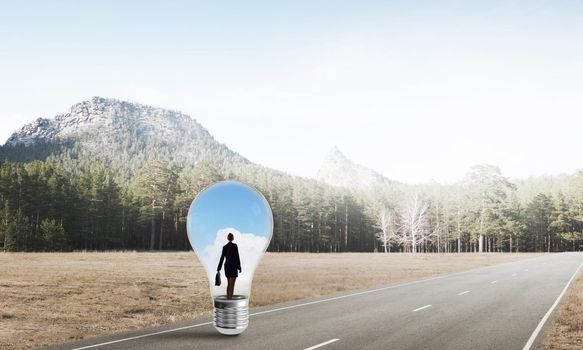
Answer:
[413,304,432,312]
[491,280,499,284]
[304,338,340,350]
[525,269,529,271]
[512,273,517,277]
[70,322,212,350]
[522,260,583,350]
[457,291,470,296]
[250,268,492,317]
[67,255,549,349]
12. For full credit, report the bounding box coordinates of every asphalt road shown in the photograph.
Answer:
[46,253,583,350]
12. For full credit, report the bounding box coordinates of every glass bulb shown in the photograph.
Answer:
[187,181,273,335]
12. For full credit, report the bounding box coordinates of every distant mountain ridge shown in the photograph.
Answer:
[4,97,398,189]
[7,97,236,154]
[317,146,395,189]
[0,97,385,255]
[4,97,256,181]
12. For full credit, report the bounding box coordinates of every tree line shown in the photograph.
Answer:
[374,165,583,253]
[0,158,372,252]
[1,158,582,253]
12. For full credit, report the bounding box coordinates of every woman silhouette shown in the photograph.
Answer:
[217,232,241,299]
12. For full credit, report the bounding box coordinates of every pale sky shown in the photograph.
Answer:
[1,1,582,183]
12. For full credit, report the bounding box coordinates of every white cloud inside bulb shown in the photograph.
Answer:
[199,228,268,297]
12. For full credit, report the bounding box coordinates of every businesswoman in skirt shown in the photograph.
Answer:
[217,232,241,299]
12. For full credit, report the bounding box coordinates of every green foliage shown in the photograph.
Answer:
[131,160,180,250]
[1,154,583,253]
[4,209,32,251]
[39,218,69,251]
[176,162,224,209]
[526,193,554,252]
[462,165,515,251]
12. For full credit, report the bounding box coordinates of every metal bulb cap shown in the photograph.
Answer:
[213,295,249,335]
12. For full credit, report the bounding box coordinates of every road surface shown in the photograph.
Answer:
[46,252,583,350]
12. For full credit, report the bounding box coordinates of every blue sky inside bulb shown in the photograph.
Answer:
[187,181,273,297]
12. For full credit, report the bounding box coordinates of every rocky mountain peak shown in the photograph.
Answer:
[326,145,348,160]
[2,97,251,182]
[317,146,393,189]
[5,97,206,146]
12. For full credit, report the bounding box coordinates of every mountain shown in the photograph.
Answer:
[0,97,380,253]
[3,97,393,191]
[8,97,212,146]
[317,146,395,189]
[2,97,256,182]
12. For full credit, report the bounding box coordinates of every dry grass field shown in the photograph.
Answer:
[0,252,539,350]
[541,271,583,350]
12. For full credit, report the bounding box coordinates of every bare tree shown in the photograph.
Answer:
[400,193,428,253]
[375,207,397,253]
[433,200,442,253]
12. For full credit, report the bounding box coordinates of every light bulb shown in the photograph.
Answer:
[187,181,273,335]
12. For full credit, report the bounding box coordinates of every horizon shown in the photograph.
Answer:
[1,1,583,183]
[2,95,583,185]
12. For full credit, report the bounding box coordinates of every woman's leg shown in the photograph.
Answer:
[227,278,232,299]
[227,277,236,299]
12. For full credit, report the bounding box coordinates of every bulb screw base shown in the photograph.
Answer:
[213,295,249,335]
